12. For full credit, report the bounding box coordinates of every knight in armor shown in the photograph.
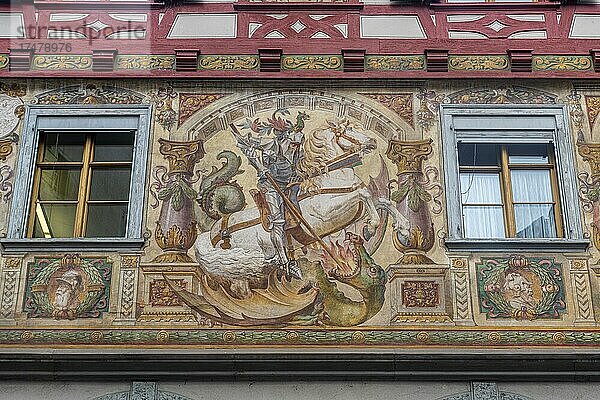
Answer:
[233,110,307,280]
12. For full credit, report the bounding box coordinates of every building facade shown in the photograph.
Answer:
[0,0,600,398]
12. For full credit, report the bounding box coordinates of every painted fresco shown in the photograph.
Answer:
[1,80,600,347]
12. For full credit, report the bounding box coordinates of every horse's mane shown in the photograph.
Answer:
[297,126,336,191]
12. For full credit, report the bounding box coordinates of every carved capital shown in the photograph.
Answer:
[158,138,205,176]
[386,139,432,174]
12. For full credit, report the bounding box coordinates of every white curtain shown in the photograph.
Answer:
[511,170,556,238]
[460,173,505,238]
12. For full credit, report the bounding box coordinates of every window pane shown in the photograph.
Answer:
[86,204,128,237]
[460,173,502,204]
[32,203,76,238]
[94,132,135,162]
[42,133,85,162]
[511,169,553,203]
[515,204,557,238]
[38,169,81,201]
[463,206,506,238]
[89,168,131,201]
[458,143,499,166]
[508,144,549,164]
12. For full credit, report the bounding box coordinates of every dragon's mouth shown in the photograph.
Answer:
[324,232,363,281]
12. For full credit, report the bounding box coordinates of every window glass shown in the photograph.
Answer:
[89,168,132,201]
[94,132,135,162]
[42,132,85,162]
[460,173,502,204]
[508,144,549,164]
[458,143,499,166]
[515,204,556,238]
[38,169,81,201]
[463,206,506,238]
[30,131,134,238]
[32,204,76,238]
[457,142,560,240]
[511,170,553,203]
[86,204,128,237]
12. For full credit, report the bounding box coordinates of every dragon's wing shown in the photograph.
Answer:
[165,271,318,325]
[200,271,318,319]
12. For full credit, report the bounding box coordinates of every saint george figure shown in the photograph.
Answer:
[232,110,308,279]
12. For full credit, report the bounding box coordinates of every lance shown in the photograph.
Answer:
[265,172,348,271]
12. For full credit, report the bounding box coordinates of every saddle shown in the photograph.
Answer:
[250,189,306,237]
[211,186,363,249]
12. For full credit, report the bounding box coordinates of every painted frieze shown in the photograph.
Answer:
[0,80,596,348]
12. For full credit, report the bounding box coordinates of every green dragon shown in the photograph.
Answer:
[196,150,246,232]
[166,232,387,327]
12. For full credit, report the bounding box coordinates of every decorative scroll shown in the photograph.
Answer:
[448,86,557,104]
[448,55,508,71]
[179,93,230,126]
[116,55,175,70]
[35,84,143,105]
[532,56,593,71]
[32,55,92,70]
[477,255,566,321]
[0,164,13,202]
[577,143,600,252]
[148,86,177,131]
[281,55,342,70]
[360,93,414,128]
[365,56,425,71]
[586,96,600,132]
[0,94,23,140]
[416,89,443,130]
[199,56,259,70]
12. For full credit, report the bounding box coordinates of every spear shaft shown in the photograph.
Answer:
[265,173,347,270]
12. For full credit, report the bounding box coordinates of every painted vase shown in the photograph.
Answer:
[152,138,205,263]
[386,139,435,264]
[578,143,600,253]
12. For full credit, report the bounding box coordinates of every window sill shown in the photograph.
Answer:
[444,238,589,253]
[0,238,146,254]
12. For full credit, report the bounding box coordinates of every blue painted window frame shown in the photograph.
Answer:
[1,105,152,253]
[440,104,588,252]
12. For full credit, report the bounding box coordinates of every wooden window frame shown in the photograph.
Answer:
[27,130,134,239]
[1,105,151,253]
[441,104,588,253]
[458,143,563,239]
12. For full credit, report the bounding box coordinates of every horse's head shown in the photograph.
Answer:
[326,120,377,156]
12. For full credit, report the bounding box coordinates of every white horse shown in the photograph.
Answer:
[195,123,381,296]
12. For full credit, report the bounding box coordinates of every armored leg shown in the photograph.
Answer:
[264,188,302,280]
